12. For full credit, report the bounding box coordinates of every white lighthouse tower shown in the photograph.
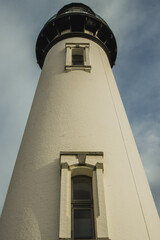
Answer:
[0,3,160,240]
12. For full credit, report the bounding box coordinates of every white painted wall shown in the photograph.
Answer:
[0,37,160,240]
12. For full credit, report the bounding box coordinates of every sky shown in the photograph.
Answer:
[0,0,160,217]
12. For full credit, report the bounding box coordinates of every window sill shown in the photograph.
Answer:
[65,65,91,72]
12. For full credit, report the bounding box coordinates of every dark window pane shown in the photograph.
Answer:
[72,48,84,65]
[73,176,92,200]
[72,55,83,65]
[74,209,94,239]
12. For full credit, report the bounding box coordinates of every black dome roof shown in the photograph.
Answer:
[36,3,117,68]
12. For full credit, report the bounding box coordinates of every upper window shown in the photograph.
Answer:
[72,176,95,239]
[72,48,84,66]
[65,43,91,72]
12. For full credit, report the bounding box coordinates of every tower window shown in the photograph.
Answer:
[59,152,109,240]
[65,43,91,72]
[72,48,84,66]
[72,176,95,239]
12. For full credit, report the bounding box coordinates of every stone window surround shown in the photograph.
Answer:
[65,43,91,72]
[59,151,110,240]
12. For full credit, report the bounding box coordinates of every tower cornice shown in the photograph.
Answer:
[36,3,117,68]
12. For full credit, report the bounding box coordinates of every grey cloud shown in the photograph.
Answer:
[0,0,160,217]
[131,119,160,214]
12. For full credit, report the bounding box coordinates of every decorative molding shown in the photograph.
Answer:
[65,43,91,72]
[96,162,104,170]
[61,162,69,169]
[59,238,111,240]
[77,154,86,165]
[60,151,103,156]
[59,151,109,240]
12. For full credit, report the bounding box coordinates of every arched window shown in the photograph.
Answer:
[71,176,95,239]
[59,152,109,240]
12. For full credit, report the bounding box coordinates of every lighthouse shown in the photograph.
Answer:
[0,3,160,240]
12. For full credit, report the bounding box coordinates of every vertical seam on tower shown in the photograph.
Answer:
[99,49,151,240]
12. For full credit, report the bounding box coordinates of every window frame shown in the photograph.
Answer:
[72,207,95,240]
[71,176,95,239]
[65,43,91,72]
[59,152,110,240]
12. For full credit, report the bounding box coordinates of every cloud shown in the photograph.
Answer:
[131,118,160,213]
[0,2,39,213]
[0,0,159,218]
